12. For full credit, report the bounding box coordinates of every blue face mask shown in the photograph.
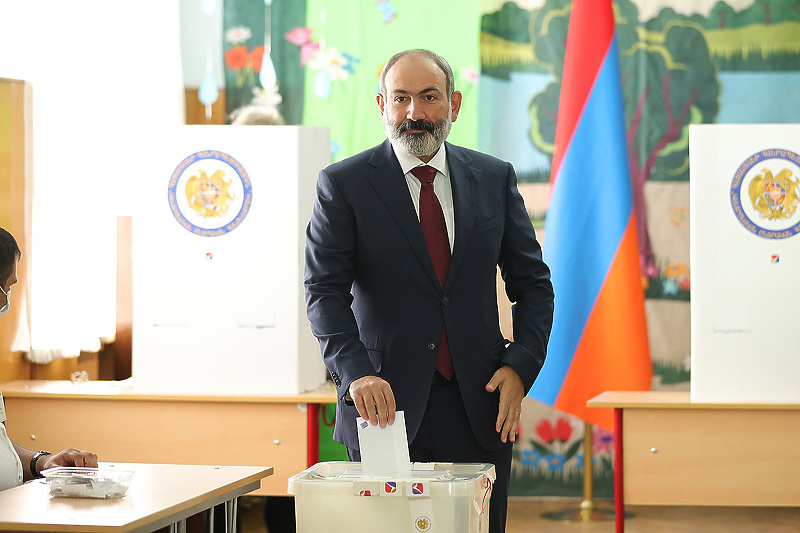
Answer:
[0,285,9,318]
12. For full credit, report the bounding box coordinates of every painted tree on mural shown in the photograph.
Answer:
[528,0,719,271]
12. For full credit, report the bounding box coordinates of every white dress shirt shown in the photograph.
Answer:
[0,393,23,492]
[392,143,455,252]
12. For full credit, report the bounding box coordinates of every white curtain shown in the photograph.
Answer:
[0,0,185,362]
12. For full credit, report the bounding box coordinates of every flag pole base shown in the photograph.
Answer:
[541,421,634,523]
[541,499,626,522]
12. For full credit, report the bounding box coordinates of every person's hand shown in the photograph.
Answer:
[40,448,99,472]
[348,375,396,428]
[485,365,524,443]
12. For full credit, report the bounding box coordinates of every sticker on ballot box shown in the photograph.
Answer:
[353,480,381,497]
[381,480,402,496]
[405,480,430,497]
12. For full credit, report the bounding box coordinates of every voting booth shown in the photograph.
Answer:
[689,124,800,402]
[131,125,330,394]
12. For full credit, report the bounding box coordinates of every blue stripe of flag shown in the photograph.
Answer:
[531,38,633,404]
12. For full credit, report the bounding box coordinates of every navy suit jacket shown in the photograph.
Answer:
[304,140,554,451]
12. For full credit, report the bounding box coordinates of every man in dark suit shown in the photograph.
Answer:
[304,49,554,533]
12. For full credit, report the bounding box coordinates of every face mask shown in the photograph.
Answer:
[0,286,9,318]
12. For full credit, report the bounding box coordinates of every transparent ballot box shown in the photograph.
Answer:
[288,462,495,533]
[42,467,133,499]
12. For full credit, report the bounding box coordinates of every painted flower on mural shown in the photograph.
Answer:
[659,261,690,296]
[457,66,480,102]
[593,426,614,455]
[308,46,355,82]
[665,261,688,279]
[536,417,573,443]
[460,66,479,85]
[284,27,360,99]
[520,448,542,467]
[526,417,581,473]
[662,277,679,295]
[225,25,253,45]
[534,419,555,443]
[308,46,361,98]
[284,27,320,66]
[225,45,266,87]
[375,0,397,24]
[670,206,689,227]
[643,262,660,279]
[544,454,567,472]
[225,45,249,70]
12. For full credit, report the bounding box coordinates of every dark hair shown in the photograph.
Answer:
[379,49,455,101]
[0,227,20,284]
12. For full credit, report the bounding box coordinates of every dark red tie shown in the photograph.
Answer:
[411,165,454,380]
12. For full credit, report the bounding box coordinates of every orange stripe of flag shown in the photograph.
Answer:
[553,215,652,429]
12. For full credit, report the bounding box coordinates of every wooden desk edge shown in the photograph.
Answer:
[588,390,800,410]
[0,380,339,404]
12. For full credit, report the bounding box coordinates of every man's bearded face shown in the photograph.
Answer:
[383,111,452,158]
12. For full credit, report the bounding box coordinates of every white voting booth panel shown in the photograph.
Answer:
[690,124,800,403]
[132,125,329,394]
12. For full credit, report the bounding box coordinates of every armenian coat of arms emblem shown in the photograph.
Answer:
[730,149,800,239]
[168,150,253,237]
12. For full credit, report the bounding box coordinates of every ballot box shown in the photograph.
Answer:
[288,462,495,533]
[132,125,330,394]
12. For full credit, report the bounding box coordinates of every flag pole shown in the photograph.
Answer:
[579,421,599,521]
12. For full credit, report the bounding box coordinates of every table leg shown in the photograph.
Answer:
[614,407,624,533]
[225,498,238,533]
[169,519,186,533]
[307,403,320,467]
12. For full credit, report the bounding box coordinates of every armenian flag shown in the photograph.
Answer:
[529,0,652,430]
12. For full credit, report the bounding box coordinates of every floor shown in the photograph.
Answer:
[239,496,800,533]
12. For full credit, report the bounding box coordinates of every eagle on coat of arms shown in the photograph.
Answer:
[747,167,800,221]
[184,168,235,218]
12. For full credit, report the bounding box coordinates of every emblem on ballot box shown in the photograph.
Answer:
[185,169,234,218]
[730,149,800,239]
[168,150,253,237]
[414,516,431,532]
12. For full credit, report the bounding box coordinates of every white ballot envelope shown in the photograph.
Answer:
[356,410,412,477]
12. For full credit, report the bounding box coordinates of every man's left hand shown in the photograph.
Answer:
[485,365,524,443]
[41,448,99,472]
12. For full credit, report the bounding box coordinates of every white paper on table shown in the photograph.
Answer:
[356,410,412,477]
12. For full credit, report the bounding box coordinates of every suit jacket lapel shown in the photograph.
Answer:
[445,143,477,293]
[366,141,441,288]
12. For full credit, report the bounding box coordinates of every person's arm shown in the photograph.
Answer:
[488,161,555,443]
[304,168,396,427]
[12,442,98,480]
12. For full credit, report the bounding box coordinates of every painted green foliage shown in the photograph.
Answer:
[529,0,719,182]
[528,0,720,270]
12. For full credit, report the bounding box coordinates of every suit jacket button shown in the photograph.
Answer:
[442,297,450,305]
[427,343,436,351]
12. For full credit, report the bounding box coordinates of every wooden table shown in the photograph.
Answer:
[0,380,337,496]
[0,462,272,532]
[588,391,800,533]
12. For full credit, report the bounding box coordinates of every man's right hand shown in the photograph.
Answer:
[348,375,396,428]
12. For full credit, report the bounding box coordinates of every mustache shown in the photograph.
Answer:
[397,119,435,134]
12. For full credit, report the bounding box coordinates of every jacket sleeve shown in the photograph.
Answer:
[497,162,555,392]
[304,168,376,400]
